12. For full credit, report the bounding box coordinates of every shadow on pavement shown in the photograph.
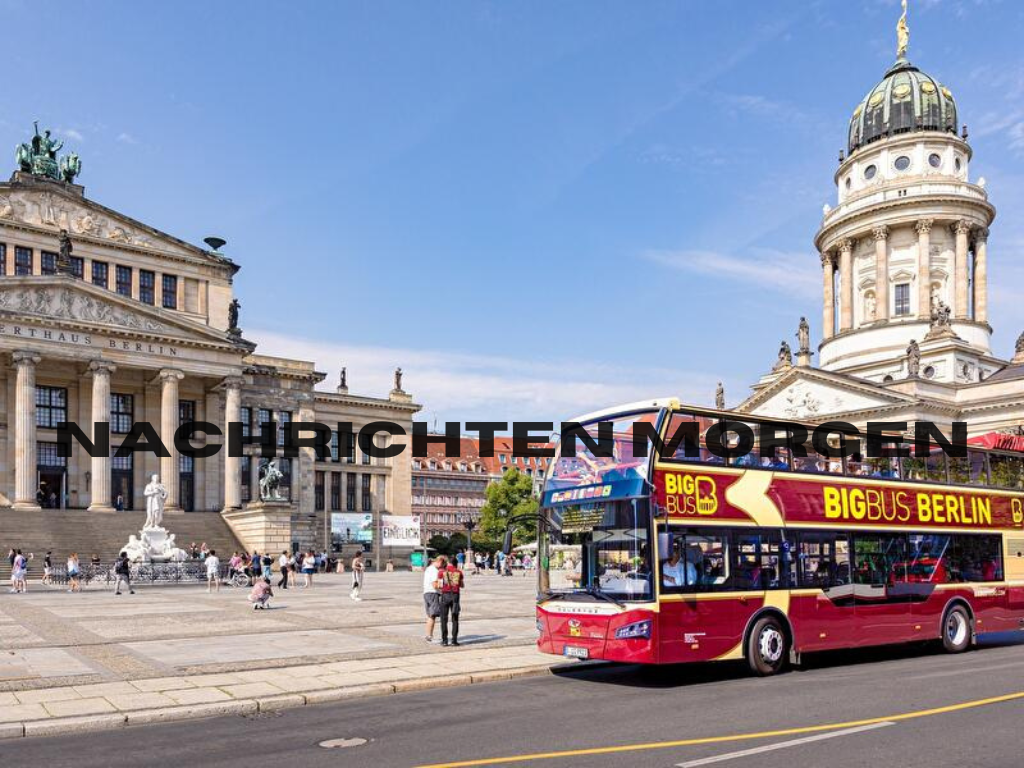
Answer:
[552,632,1024,689]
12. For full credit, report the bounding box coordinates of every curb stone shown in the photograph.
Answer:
[1,664,571,741]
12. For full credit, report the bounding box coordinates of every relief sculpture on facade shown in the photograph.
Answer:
[0,284,166,331]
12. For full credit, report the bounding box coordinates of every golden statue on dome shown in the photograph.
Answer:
[896,0,910,58]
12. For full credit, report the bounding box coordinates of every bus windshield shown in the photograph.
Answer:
[540,410,660,601]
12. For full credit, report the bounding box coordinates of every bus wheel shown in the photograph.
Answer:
[942,606,971,653]
[747,616,788,676]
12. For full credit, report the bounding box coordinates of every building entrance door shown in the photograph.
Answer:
[37,470,66,509]
[112,471,133,510]
[180,474,195,512]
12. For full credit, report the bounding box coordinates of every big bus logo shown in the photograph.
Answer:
[1013,498,1023,526]
[662,473,718,516]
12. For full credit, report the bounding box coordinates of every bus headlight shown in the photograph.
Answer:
[614,620,651,640]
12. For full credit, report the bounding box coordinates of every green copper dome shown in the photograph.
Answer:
[848,57,958,154]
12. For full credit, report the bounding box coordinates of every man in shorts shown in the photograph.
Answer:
[423,555,445,643]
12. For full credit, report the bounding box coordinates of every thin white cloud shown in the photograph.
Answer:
[643,248,821,301]
[59,128,84,142]
[116,132,138,145]
[247,329,729,427]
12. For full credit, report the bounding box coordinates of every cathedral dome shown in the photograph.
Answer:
[847,57,958,154]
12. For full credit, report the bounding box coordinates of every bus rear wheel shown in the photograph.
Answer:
[942,605,971,653]
[747,616,788,676]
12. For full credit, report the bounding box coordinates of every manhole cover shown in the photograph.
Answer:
[319,737,368,749]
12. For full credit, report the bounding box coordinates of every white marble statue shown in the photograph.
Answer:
[143,473,168,528]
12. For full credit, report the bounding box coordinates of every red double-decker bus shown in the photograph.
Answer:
[534,399,1024,675]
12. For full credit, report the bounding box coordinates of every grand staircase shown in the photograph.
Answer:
[0,508,244,579]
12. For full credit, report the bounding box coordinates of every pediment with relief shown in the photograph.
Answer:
[0,185,219,265]
[0,279,237,347]
[743,369,912,421]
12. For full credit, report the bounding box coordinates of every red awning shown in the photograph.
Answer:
[967,432,1024,453]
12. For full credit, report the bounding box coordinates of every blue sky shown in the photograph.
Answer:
[2,0,1023,426]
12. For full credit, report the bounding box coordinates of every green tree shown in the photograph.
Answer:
[479,468,538,544]
[427,534,453,556]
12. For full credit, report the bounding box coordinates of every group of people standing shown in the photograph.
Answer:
[423,554,465,646]
[274,550,321,590]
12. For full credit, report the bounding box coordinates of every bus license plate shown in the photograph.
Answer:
[564,645,589,659]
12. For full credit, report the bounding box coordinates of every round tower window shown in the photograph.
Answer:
[929,153,942,168]
[845,177,852,190]
[923,365,936,379]
[955,157,962,172]
[894,155,911,171]
[864,164,877,180]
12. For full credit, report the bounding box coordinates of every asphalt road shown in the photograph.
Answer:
[6,634,1024,768]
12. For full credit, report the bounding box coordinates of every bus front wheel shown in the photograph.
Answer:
[942,605,971,653]
[747,616,788,676]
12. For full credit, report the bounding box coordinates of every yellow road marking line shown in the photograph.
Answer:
[413,690,1024,768]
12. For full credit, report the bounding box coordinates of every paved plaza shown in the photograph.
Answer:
[0,570,564,738]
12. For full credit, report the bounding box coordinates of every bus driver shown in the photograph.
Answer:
[662,546,696,589]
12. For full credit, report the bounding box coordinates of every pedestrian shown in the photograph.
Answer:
[349,551,365,601]
[113,551,134,595]
[42,551,53,586]
[473,552,482,576]
[191,542,200,560]
[302,550,315,588]
[261,553,273,580]
[422,555,444,643]
[455,550,465,569]
[200,542,209,560]
[7,548,15,569]
[67,552,81,592]
[248,577,273,610]
[10,549,27,593]
[440,555,465,646]
[228,551,242,580]
[205,549,221,593]
[115,494,124,512]
[277,550,290,589]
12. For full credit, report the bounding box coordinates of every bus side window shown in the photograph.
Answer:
[990,454,1024,490]
[949,534,1003,582]
[797,531,850,588]
[685,531,728,590]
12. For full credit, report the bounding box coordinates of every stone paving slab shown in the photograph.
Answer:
[0,571,566,738]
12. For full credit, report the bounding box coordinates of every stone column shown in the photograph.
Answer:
[872,226,889,322]
[916,219,933,319]
[974,227,989,324]
[821,252,835,340]
[87,361,116,512]
[159,368,184,512]
[837,239,854,332]
[952,220,970,319]
[12,351,42,510]
[222,376,244,511]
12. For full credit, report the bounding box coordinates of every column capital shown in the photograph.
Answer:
[952,219,972,236]
[11,350,41,367]
[871,225,889,241]
[915,219,934,235]
[88,360,117,376]
[973,227,989,244]
[222,375,245,391]
[159,367,185,382]
[835,238,855,253]
[819,252,835,269]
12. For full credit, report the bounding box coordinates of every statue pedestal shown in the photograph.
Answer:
[222,500,294,556]
[122,525,186,563]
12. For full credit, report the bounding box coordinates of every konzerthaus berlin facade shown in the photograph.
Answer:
[0,135,419,556]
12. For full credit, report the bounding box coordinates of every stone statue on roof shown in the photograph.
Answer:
[906,339,921,377]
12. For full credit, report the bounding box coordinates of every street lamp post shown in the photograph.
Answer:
[462,516,476,559]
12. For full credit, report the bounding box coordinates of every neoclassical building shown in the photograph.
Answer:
[741,16,1024,435]
[0,132,419,557]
